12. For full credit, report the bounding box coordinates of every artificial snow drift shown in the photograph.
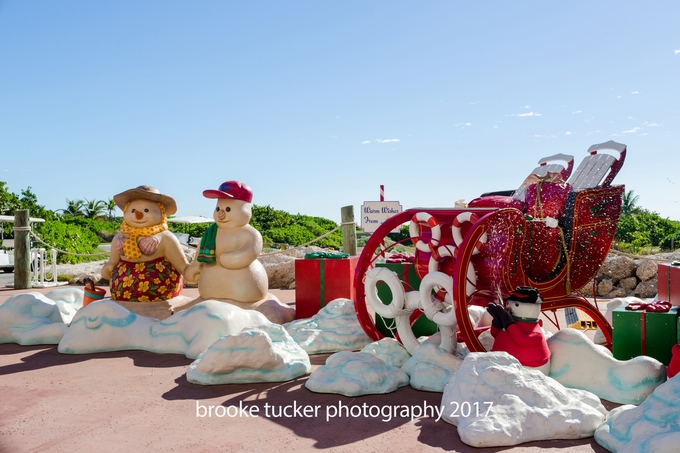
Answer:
[360,337,411,368]
[595,374,680,452]
[284,298,372,354]
[58,299,270,359]
[441,352,607,447]
[548,328,666,405]
[401,342,463,392]
[0,288,84,345]
[186,324,311,385]
[305,351,409,396]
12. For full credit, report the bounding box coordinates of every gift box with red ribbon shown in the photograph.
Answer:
[657,262,680,306]
[294,254,359,319]
[612,301,679,365]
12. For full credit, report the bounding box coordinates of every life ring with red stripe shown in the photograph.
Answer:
[452,212,487,255]
[427,245,477,296]
[409,212,441,253]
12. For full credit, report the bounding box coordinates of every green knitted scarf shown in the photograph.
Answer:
[197,223,218,263]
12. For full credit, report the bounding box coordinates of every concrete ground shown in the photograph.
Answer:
[0,284,614,453]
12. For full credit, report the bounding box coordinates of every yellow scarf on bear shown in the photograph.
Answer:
[120,203,168,259]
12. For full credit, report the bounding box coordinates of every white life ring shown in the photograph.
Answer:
[409,212,441,253]
[427,245,477,297]
[452,212,487,255]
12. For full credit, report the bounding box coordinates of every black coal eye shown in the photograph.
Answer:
[515,303,519,307]
[225,207,231,212]
[215,207,220,212]
[131,209,136,213]
[144,209,149,213]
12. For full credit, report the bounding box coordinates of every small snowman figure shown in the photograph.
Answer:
[486,286,551,375]
[185,180,268,303]
[101,185,189,302]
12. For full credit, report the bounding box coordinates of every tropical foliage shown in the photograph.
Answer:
[169,204,344,249]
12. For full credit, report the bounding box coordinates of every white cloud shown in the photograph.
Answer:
[361,140,371,144]
[647,122,659,127]
[565,131,572,135]
[493,125,498,129]
[572,110,583,114]
[465,122,472,126]
[524,105,531,109]
[623,127,640,134]
[515,112,542,117]
[675,49,680,55]
[640,133,648,136]
[375,138,400,143]
[631,91,640,95]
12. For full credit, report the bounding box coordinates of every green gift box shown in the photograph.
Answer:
[374,261,438,338]
[612,305,679,365]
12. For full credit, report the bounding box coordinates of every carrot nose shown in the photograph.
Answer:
[135,210,144,220]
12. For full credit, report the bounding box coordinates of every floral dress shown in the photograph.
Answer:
[110,257,184,302]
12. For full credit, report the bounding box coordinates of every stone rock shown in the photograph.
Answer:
[548,328,666,405]
[636,259,658,281]
[441,352,607,447]
[578,282,594,297]
[597,279,613,296]
[605,287,627,299]
[179,294,295,324]
[619,276,639,292]
[595,376,680,453]
[599,256,636,284]
[634,279,658,299]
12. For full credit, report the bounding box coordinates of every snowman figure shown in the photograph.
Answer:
[486,286,551,375]
[101,185,189,302]
[184,180,268,303]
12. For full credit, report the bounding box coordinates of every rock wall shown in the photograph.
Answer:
[578,253,676,299]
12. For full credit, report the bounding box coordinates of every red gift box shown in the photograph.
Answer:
[658,263,680,306]
[294,256,359,319]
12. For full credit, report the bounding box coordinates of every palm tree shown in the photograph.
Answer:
[60,198,85,217]
[83,199,107,219]
[106,198,118,221]
[622,190,640,215]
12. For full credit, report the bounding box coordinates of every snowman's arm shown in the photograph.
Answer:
[160,231,191,275]
[184,238,202,284]
[218,229,262,269]
[101,233,122,280]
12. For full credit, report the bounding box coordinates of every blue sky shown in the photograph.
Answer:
[1,1,679,223]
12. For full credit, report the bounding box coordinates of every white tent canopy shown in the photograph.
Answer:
[167,216,213,224]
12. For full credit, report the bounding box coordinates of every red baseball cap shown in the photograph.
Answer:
[203,181,253,203]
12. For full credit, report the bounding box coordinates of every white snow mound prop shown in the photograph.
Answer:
[441,352,607,447]
[548,328,666,405]
[0,292,72,345]
[58,299,270,358]
[360,337,411,368]
[402,342,463,392]
[305,351,409,396]
[285,299,371,354]
[595,374,680,453]
[187,324,311,385]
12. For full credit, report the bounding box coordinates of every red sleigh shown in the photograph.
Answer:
[354,140,626,352]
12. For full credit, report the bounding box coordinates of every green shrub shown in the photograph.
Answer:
[616,209,680,251]
[168,221,211,238]
[35,221,103,264]
[60,217,122,242]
